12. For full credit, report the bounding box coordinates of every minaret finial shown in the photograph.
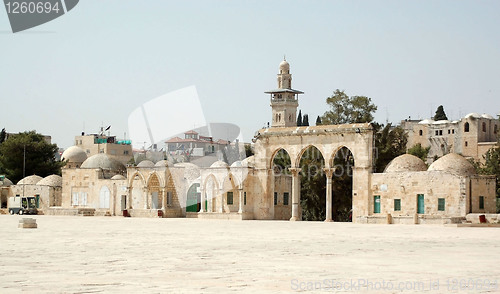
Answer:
[284,54,286,61]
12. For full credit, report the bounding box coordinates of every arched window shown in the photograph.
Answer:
[464,122,469,132]
[482,122,486,132]
[419,130,423,136]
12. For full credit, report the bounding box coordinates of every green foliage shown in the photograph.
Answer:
[321,89,377,125]
[0,128,6,144]
[374,124,408,172]
[299,147,325,221]
[273,149,291,175]
[315,116,322,126]
[474,144,500,202]
[297,110,302,126]
[331,147,354,222]
[433,105,448,121]
[303,114,309,126]
[0,131,63,183]
[408,143,430,162]
[245,144,254,158]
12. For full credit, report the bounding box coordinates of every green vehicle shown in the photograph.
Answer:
[8,196,38,215]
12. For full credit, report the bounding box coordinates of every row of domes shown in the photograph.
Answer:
[16,174,63,187]
[384,153,476,176]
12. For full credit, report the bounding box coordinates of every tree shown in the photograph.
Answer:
[0,131,63,183]
[315,116,322,126]
[296,110,303,127]
[374,123,408,172]
[0,128,6,144]
[321,89,377,125]
[408,143,431,162]
[302,114,309,126]
[433,105,448,121]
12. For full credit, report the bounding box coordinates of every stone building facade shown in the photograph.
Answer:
[401,113,499,163]
[7,59,496,224]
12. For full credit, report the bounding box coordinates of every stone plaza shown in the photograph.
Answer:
[1,215,499,293]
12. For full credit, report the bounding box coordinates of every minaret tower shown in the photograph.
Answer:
[265,58,304,127]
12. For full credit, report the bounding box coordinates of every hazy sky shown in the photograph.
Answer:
[1,0,499,148]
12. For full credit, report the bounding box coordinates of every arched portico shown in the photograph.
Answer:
[253,123,374,222]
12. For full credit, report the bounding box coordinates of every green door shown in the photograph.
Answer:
[417,194,425,214]
[186,184,201,212]
[374,196,380,213]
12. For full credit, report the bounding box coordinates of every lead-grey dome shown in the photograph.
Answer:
[37,175,62,187]
[384,154,427,173]
[428,153,476,176]
[81,154,126,171]
[61,146,87,163]
[18,175,43,185]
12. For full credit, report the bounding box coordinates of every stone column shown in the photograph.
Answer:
[200,186,205,213]
[162,188,167,212]
[324,168,334,222]
[219,188,224,213]
[289,168,302,221]
[143,188,149,209]
[238,188,244,214]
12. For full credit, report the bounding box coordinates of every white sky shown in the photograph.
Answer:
[1,0,499,148]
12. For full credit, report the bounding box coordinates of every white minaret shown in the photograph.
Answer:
[265,58,303,127]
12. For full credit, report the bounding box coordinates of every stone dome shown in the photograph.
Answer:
[384,154,427,173]
[81,154,126,171]
[231,161,243,167]
[174,162,200,181]
[481,113,494,119]
[428,153,476,176]
[111,174,126,180]
[61,146,87,163]
[241,156,255,168]
[137,160,155,168]
[465,113,481,119]
[1,177,13,187]
[418,119,434,125]
[432,120,450,125]
[210,161,229,168]
[37,175,62,187]
[18,175,43,185]
[279,59,290,71]
[154,160,170,167]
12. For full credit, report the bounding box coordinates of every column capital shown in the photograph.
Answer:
[288,167,302,176]
[323,168,335,179]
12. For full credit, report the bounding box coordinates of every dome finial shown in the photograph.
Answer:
[283,54,286,61]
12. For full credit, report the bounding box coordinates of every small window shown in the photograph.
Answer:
[464,122,469,132]
[283,192,289,205]
[452,129,455,134]
[394,199,401,211]
[439,130,443,136]
[124,150,129,155]
[479,196,484,210]
[494,125,498,134]
[274,192,278,205]
[227,192,233,205]
[448,129,450,134]
[482,122,486,132]
[167,191,173,205]
[435,130,439,136]
[419,130,423,136]
[465,141,468,147]
[438,198,445,211]
[244,192,247,205]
